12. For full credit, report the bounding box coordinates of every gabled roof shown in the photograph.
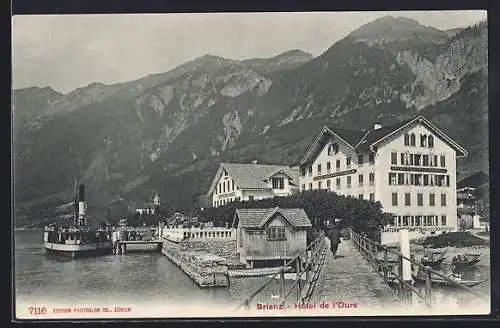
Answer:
[457,171,489,190]
[232,207,312,229]
[299,115,468,165]
[207,163,299,195]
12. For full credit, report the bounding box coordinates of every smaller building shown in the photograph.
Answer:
[208,162,300,208]
[136,193,161,215]
[232,207,312,268]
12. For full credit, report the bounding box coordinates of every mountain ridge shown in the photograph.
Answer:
[13,17,488,227]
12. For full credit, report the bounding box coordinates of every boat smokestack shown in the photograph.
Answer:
[78,184,86,225]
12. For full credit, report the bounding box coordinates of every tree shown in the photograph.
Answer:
[200,190,394,234]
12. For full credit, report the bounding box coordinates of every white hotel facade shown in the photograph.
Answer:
[296,115,468,241]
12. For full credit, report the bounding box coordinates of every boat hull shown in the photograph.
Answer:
[43,241,113,259]
[421,257,446,267]
[413,275,487,288]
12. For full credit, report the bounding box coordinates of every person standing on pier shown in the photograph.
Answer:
[326,219,341,259]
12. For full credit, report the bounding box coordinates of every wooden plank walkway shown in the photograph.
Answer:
[311,238,399,308]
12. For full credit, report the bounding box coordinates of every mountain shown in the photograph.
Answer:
[13,17,487,227]
[348,16,449,46]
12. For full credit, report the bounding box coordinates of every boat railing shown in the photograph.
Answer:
[349,229,488,309]
[236,232,327,311]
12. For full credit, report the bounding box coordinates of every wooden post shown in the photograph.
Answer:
[280,270,285,303]
[296,258,301,303]
[425,267,432,307]
[306,251,311,283]
[383,248,388,282]
[398,255,405,304]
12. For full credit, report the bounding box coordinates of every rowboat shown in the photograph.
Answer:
[420,247,448,267]
[452,253,481,268]
[413,270,488,288]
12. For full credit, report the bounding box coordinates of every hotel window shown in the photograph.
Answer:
[369,173,375,185]
[429,193,435,206]
[308,166,313,176]
[417,193,423,206]
[392,193,398,206]
[391,152,397,165]
[309,183,313,190]
[440,155,446,167]
[358,174,364,186]
[423,155,429,166]
[405,193,411,206]
[369,193,375,202]
[369,153,375,164]
[410,133,416,146]
[223,183,226,193]
[328,143,339,156]
[423,174,429,186]
[398,173,404,185]
[347,176,352,188]
[317,164,322,175]
[301,167,306,177]
[441,215,447,226]
[336,159,341,170]
[409,154,414,165]
[446,175,450,187]
[414,154,421,166]
[399,153,404,165]
[302,184,305,191]
[358,154,363,165]
[318,181,322,189]
[389,173,397,185]
[441,194,447,206]
[326,162,331,172]
[272,178,284,190]
[248,196,254,201]
[403,216,409,226]
[267,226,286,241]
[433,155,438,167]
[358,194,363,200]
[232,180,235,191]
[415,216,422,226]
[404,133,410,146]
[326,179,331,189]
[336,177,341,189]
[346,157,351,167]
[428,135,434,148]
[420,134,427,147]
[414,174,422,186]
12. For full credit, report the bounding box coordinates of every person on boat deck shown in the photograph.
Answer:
[112,228,119,254]
[326,219,341,259]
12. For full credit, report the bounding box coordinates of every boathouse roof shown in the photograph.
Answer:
[207,162,299,195]
[297,115,468,165]
[232,207,312,229]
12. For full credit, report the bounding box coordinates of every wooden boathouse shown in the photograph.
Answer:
[232,207,312,268]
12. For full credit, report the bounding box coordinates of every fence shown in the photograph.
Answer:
[350,229,488,308]
[236,232,327,311]
[162,227,235,241]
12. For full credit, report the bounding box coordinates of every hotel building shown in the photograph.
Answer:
[207,162,299,208]
[296,115,468,240]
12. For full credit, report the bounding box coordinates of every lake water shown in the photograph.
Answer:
[14,230,288,312]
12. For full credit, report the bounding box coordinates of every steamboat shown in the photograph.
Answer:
[43,183,113,258]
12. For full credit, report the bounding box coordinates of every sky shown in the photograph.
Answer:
[12,10,487,94]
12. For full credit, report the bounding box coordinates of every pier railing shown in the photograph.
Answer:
[236,232,327,311]
[349,229,488,308]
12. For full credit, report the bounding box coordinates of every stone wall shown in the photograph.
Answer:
[180,239,243,268]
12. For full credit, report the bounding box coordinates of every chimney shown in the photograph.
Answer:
[373,122,382,130]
